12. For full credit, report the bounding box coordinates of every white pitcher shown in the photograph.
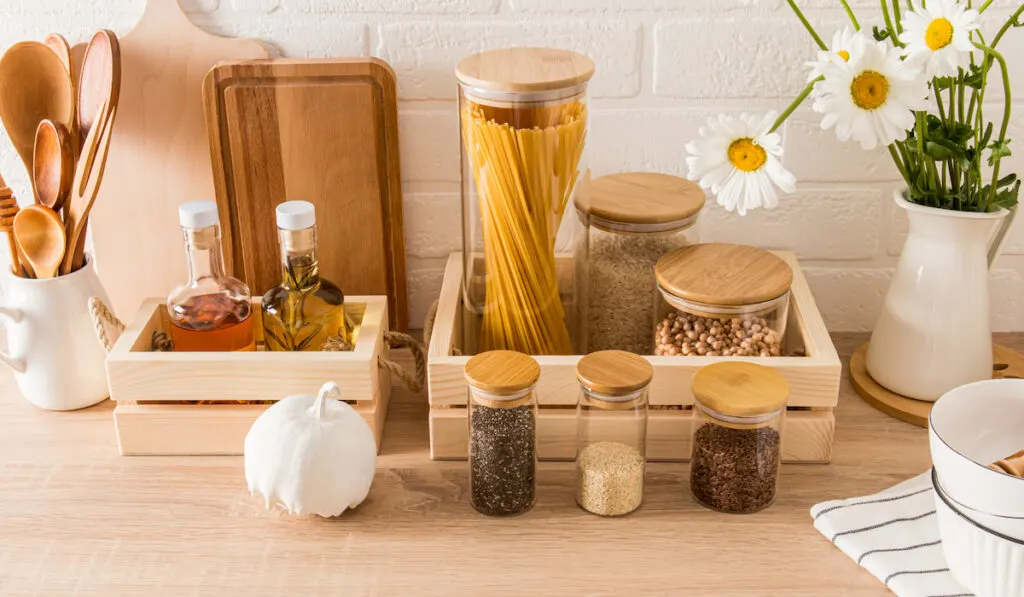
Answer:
[866,191,1016,402]
[0,256,112,410]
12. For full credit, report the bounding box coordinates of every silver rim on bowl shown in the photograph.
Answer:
[931,468,1024,546]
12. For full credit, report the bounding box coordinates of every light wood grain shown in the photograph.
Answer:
[655,242,794,306]
[691,361,789,417]
[574,171,705,226]
[576,350,653,396]
[107,296,390,455]
[204,58,408,331]
[456,47,595,94]
[464,350,540,394]
[89,0,273,321]
[2,334,1016,595]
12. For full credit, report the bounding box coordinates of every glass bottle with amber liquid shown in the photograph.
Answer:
[262,201,347,351]
[167,200,255,352]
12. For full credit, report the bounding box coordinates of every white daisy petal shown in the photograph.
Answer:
[682,112,798,215]
[901,0,978,78]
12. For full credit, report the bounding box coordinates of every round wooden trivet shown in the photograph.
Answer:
[850,342,1024,427]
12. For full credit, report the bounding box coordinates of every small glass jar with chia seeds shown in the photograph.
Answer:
[575,350,653,516]
[689,361,789,514]
[573,173,704,355]
[465,350,541,516]
[653,243,793,357]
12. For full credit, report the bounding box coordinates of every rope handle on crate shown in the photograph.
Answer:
[87,297,427,392]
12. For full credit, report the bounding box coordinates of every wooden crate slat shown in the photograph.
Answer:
[427,407,833,463]
[109,295,391,456]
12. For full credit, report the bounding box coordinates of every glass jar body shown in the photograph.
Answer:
[459,83,589,356]
[468,386,538,516]
[653,288,790,357]
[689,402,784,514]
[167,226,255,352]
[575,387,648,516]
[575,215,698,354]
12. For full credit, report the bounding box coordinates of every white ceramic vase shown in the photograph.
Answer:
[866,192,1015,402]
[0,256,112,410]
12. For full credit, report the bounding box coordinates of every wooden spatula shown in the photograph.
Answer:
[61,100,116,275]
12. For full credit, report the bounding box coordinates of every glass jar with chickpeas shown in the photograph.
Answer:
[652,243,793,357]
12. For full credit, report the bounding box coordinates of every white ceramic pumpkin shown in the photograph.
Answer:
[244,381,377,517]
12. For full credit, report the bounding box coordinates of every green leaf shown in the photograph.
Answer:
[989,138,1012,166]
[964,65,984,89]
[925,141,954,160]
[932,76,955,90]
[994,180,1021,209]
[950,124,975,144]
[873,26,891,42]
[981,123,994,148]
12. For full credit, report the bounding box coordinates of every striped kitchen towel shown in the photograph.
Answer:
[811,472,971,597]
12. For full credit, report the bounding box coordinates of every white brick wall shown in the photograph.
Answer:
[1,0,1023,331]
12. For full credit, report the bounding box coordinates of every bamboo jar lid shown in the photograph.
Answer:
[465,350,541,395]
[692,362,789,417]
[577,350,654,397]
[455,47,595,94]
[655,243,793,306]
[574,172,705,227]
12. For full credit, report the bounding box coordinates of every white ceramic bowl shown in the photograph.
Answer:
[929,379,1024,519]
[933,469,1024,597]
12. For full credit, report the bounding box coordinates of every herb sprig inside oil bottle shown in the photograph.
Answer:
[262,201,348,351]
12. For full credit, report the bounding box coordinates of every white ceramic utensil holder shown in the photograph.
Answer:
[0,256,111,410]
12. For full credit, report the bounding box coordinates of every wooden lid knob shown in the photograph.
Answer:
[655,243,793,306]
[577,350,654,397]
[456,47,595,94]
[465,350,541,395]
[574,172,705,228]
[692,362,789,417]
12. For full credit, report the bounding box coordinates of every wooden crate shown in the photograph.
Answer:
[108,296,390,456]
[427,253,839,463]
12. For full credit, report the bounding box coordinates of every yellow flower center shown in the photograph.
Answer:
[850,70,890,110]
[728,138,767,173]
[925,17,954,51]
[837,49,850,62]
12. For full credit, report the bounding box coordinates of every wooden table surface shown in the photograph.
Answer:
[2,333,1011,596]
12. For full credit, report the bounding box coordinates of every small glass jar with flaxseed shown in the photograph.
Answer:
[689,362,789,514]
[654,243,793,358]
[575,350,653,516]
[465,350,541,516]
[573,172,704,355]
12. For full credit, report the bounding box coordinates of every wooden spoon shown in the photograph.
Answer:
[44,34,78,147]
[63,101,117,275]
[0,42,74,175]
[32,120,74,212]
[77,31,121,154]
[13,204,65,279]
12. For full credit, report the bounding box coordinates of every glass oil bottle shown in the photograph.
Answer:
[167,200,255,352]
[261,201,347,351]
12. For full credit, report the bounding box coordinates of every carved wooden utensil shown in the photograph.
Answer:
[0,42,74,175]
[77,31,121,154]
[62,101,117,275]
[32,120,74,213]
[13,204,65,279]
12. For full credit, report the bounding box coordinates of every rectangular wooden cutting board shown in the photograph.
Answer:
[203,58,408,331]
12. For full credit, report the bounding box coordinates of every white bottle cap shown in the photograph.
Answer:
[179,200,219,229]
[276,201,316,231]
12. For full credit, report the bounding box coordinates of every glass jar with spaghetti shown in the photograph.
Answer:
[456,47,594,356]
[464,350,541,516]
[575,350,652,517]
[653,243,793,358]
[573,172,704,354]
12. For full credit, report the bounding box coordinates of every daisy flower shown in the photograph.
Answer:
[813,40,929,151]
[902,0,979,78]
[685,112,796,216]
[807,26,867,82]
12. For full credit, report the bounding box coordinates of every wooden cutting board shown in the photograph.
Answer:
[203,58,408,331]
[89,0,272,320]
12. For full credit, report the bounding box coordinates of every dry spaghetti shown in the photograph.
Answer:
[461,99,587,355]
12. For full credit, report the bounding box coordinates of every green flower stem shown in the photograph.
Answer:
[769,78,820,134]
[839,0,861,30]
[880,0,904,47]
[992,4,1024,49]
[934,80,947,122]
[977,0,995,14]
[974,41,1012,210]
[785,0,828,50]
[892,0,903,33]
[888,144,909,181]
